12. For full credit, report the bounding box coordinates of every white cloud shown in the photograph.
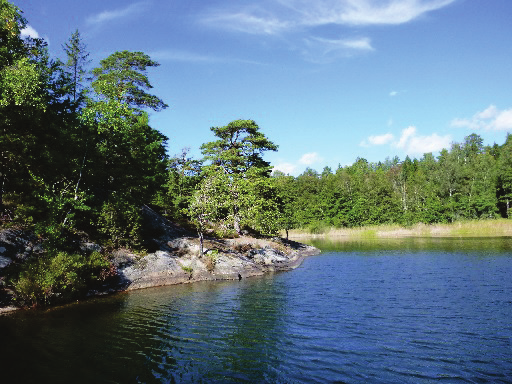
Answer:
[299,152,322,165]
[273,162,297,175]
[451,105,512,131]
[294,0,456,26]
[86,1,149,26]
[394,126,451,155]
[360,133,394,147]
[201,1,454,63]
[371,133,395,145]
[20,25,39,39]
[389,89,407,97]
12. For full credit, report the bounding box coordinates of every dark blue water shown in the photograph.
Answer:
[1,237,512,383]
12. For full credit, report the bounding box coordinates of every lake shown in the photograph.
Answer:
[1,237,512,383]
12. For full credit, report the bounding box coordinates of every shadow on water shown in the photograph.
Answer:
[0,277,290,383]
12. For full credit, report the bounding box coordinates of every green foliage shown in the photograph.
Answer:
[194,120,280,237]
[180,265,193,277]
[91,50,168,112]
[62,29,90,105]
[205,249,218,272]
[308,221,328,234]
[200,119,277,176]
[9,251,110,307]
[97,201,142,248]
[274,133,508,231]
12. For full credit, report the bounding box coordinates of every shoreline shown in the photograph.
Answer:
[0,237,320,315]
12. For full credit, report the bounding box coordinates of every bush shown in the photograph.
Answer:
[97,201,142,248]
[205,249,218,272]
[9,251,110,307]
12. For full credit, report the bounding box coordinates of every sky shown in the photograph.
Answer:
[12,0,512,175]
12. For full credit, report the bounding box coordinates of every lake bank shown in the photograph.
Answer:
[0,215,320,314]
[288,219,512,240]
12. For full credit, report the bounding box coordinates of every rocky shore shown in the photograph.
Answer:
[0,206,319,314]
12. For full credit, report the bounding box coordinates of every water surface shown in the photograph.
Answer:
[1,237,512,383]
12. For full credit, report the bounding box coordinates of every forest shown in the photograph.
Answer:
[1,0,511,304]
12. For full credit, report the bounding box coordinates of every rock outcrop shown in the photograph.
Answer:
[0,206,319,312]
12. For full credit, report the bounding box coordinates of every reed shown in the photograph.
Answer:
[287,219,512,239]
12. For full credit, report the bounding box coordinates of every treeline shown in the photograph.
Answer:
[273,133,512,233]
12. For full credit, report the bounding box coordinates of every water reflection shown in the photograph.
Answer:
[305,236,512,253]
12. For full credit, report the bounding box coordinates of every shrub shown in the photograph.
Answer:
[205,249,219,272]
[9,251,110,307]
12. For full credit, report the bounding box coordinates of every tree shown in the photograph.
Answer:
[83,50,169,246]
[199,120,278,234]
[497,134,512,218]
[188,169,230,256]
[62,29,90,105]
[91,50,167,112]
[160,148,202,220]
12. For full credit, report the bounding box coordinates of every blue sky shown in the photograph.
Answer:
[13,0,512,175]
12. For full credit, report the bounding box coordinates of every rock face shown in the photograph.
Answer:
[112,236,319,292]
[0,229,43,312]
[108,206,320,291]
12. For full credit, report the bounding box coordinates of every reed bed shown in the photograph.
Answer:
[287,219,512,239]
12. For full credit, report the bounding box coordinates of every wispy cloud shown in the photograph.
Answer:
[286,0,456,27]
[201,8,290,35]
[200,1,454,63]
[389,89,406,97]
[20,25,39,39]
[202,0,456,34]
[150,50,222,63]
[86,1,150,26]
[451,105,512,131]
[303,36,374,62]
[150,50,266,65]
[360,126,451,155]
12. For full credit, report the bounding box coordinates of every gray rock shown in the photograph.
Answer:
[0,256,11,269]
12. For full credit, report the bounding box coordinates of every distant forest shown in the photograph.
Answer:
[273,132,512,233]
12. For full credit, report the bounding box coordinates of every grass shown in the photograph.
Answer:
[287,219,512,239]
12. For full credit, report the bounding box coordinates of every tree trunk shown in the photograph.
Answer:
[198,230,204,257]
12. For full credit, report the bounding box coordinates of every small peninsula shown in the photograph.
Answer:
[0,206,319,314]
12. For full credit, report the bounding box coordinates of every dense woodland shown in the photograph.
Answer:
[274,132,512,234]
[1,0,512,305]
